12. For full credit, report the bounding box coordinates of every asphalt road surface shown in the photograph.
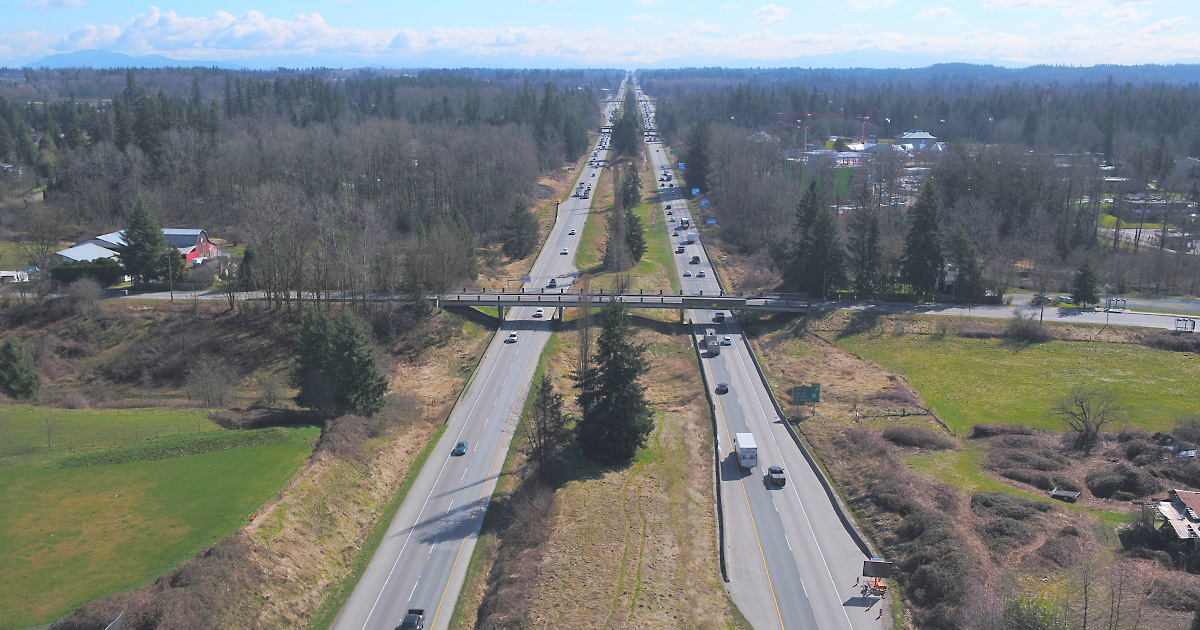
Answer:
[639,83,882,630]
[328,83,627,630]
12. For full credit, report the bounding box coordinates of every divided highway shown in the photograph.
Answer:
[329,83,627,630]
[637,82,882,630]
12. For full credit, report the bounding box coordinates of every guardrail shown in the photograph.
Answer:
[436,291,811,313]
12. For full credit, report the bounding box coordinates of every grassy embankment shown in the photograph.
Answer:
[0,413,316,629]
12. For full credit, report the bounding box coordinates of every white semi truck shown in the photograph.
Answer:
[734,433,758,469]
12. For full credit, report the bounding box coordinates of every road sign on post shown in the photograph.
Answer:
[678,163,685,170]
[792,383,821,403]
[700,198,710,208]
[692,188,700,196]
[706,218,716,225]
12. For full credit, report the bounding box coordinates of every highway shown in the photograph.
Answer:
[329,81,627,630]
[637,82,881,630]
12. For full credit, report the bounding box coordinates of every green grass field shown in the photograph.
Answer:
[838,332,1200,435]
[0,240,24,268]
[0,406,219,464]
[0,405,317,629]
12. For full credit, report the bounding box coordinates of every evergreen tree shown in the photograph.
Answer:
[611,113,640,159]
[946,223,986,298]
[0,337,41,401]
[682,120,712,193]
[1071,257,1100,306]
[901,180,945,298]
[500,202,539,260]
[562,113,589,162]
[847,205,882,295]
[117,199,182,283]
[295,308,335,411]
[330,310,388,417]
[802,201,847,298]
[619,163,642,208]
[625,208,646,264]
[604,171,631,271]
[525,374,568,481]
[573,300,653,465]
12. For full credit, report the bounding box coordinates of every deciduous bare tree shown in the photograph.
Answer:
[1055,386,1122,453]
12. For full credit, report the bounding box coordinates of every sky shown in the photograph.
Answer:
[2,0,1199,68]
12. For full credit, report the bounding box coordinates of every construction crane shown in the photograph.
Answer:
[778,119,814,151]
[779,108,876,146]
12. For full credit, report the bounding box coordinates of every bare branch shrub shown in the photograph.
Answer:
[1055,385,1122,453]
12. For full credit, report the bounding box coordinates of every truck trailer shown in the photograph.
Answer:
[733,433,758,469]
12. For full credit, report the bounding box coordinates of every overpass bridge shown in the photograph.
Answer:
[434,290,811,319]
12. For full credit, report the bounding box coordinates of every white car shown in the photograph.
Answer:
[698,270,706,277]
[533,308,545,318]
[561,247,569,255]
[506,332,518,343]
[722,336,732,346]
[683,270,693,277]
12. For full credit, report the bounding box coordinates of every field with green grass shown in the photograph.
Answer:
[0,407,317,629]
[838,332,1200,435]
[0,240,24,268]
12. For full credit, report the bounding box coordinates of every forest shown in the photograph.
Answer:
[644,65,1200,298]
[0,67,619,301]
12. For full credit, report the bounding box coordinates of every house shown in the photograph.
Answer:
[80,229,219,265]
[896,130,937,150]
[56,242,120,263]
[1155,489,1200,548]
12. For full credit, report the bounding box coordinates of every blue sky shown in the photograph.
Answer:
[2,0,1198,67]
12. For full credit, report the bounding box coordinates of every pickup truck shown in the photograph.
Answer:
[397,609,425,630]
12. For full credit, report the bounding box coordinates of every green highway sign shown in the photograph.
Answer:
[793,383,821,403]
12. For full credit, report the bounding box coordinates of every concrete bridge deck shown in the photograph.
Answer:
[435,291,811,313]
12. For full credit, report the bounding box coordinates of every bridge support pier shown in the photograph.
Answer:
[497,305,505,321]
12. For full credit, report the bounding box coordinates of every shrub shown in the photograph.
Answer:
[1036,536,1083,568]
[988,448,1069,471]
[969,423,1037,438]
[881,425,956,450]
[1141,330,1200,354]
[1000,469,1080,492]
[1085,463,1159,499]
[1005,311,1052,343]
[184,356,237,407]
[1174,418,1200,446]
[1124,439,1165,466]
[970,492,1052,520]
[0,336,41,400]
[984,517,1031,553]
[49,258,125,288]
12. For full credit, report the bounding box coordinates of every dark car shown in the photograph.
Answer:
[716,382,729,394]
[452,441,468,456]
[767,466,786,487]
[397,608,425,630]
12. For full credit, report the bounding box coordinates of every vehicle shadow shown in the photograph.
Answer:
[720,451,750,482]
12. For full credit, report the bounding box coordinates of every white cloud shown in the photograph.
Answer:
[630,12,663,23]
[634,0,667,5]
[751,4,789,23]
[1140,15,1190,34]
[845,0,897,10]
[20,0,88,10]
[916,7,954,19]
[984,0,1158,22]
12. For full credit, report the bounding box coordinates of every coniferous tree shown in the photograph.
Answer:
[0,337,41,401]
[117,199,182,283]
[1071,257,1100,306]
[501,202,539,260]
[803,202,847,298]
[525,374,568,481]
[573,300,653,465]
[847,205,883,295]
[330,310,388,417]
[625,208,646,264]
[682,120,712,193]
[295,308,336,411]
[946,223,986,299]
[901,181,945,298]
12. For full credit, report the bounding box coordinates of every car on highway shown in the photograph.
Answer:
[592,172,596,177]
[451,441,468,456]
[698,270,706,277]
[676,246,685,254]
[548,278,557,288]
[666,204,672,209]
[568,229,576,235]
[722,335,732,346]
[669,217,675,222]
[533,308,545,318]
[683,270,692,277]
[560,247,569,255]
[767,466,787,487]
[397,608,426,630]
[506,332,518,343]
[716,382,729,394]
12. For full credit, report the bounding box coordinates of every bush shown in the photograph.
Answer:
[1124,439,1165,466]
[969,423,1037,438]
[881,425,956,450]
[1036,535,1083,568]
[184,356,237,407]
[1142,330,1200,354]
[988,448,1069,471]
[984,517,1031,553]
[1000,469,1080,492]
[1086,463,1160,499]
[49,258,125,288]
[970,492,1053,520]
[1005,311,1052,343]
[893,510,971,610]
[67,278,102,315]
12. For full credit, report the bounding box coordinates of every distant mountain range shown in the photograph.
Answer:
[29,50,245,70]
